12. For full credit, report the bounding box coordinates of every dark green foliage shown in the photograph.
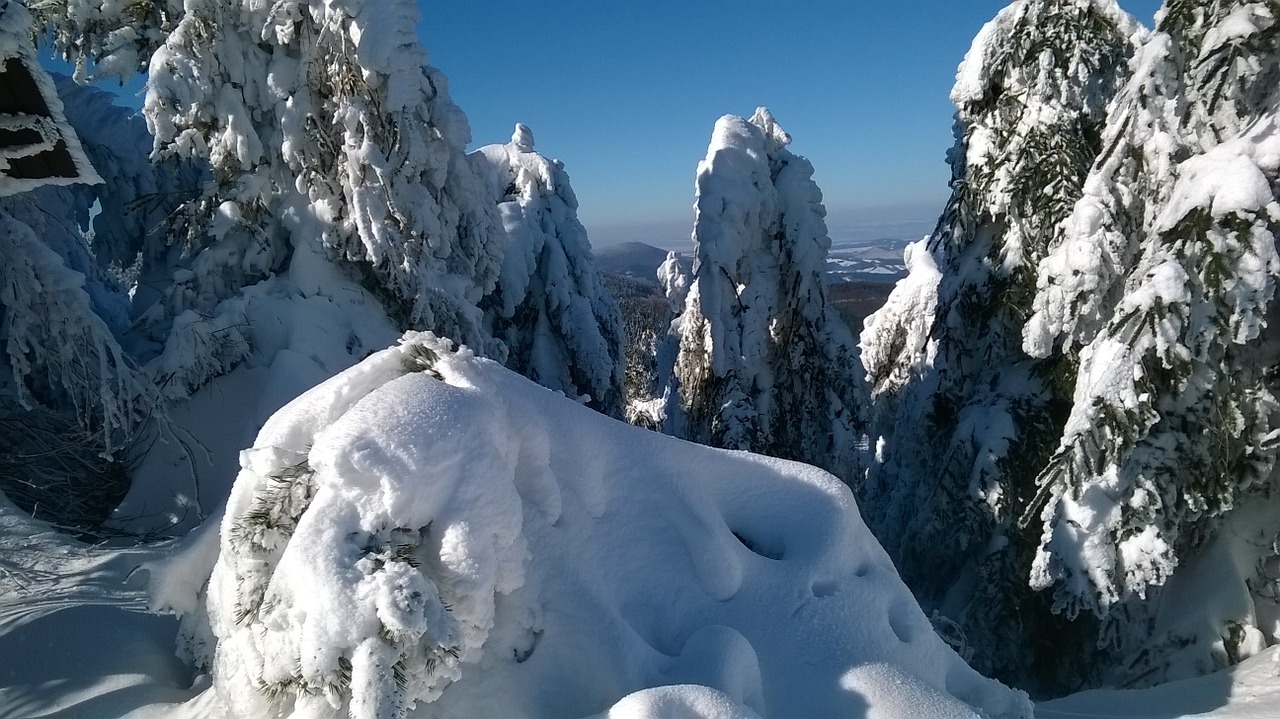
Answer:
[859,0,1139,693]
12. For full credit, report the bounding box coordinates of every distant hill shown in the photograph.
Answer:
[596,237,905,336]
[594,241,689,280]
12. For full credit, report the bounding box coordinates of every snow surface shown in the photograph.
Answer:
[142,331,1028,718]
[1038,645,1280,718]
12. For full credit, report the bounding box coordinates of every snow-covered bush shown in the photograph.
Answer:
[857,0,1141,688]
[663,108,863,483]
[159,331,1032,719]
[470,124,625,417]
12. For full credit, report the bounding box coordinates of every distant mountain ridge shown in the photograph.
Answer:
[594,239,910,285]
[594,241,690,280]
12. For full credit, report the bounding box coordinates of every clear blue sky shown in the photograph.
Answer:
[421,0,1163,245]
[41,0,1165,247]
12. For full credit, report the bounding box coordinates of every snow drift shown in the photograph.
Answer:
[161,331,1031,718]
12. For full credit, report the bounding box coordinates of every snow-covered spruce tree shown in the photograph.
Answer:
[856,0,1140,687]
[626,251,691,429]
[138,0,504,395]
[469,124,625,417]
[666,108,862,483]
[1021,0,1280,684]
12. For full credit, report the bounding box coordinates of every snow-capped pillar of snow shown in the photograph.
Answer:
[668,107,862,483]
[469,124,626,417]
[511,123,535,152]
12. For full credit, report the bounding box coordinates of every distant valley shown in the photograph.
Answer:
[594,238,909,331]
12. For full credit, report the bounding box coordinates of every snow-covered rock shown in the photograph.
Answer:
[163,331,1030,718]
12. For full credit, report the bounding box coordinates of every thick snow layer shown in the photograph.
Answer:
[156,331,1029,718]
[1038,645,1280,718]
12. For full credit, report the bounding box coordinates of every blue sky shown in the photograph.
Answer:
[421,0,1163,246]
[41,0,1165,248]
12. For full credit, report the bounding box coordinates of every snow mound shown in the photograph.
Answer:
[181,331,1030,718]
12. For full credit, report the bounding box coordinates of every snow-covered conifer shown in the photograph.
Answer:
[856,0,1141,686]
[142,0,505,393]
[30,0,180,81]
[625,251,691,429]
[0,1,156,459]
[667,108,862,482]
[470,124,625,417]
[1022,0,1280,682]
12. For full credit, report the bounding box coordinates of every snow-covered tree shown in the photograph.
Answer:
[138,0,505,394]
[29,0,180,81]
[469,124,625,417]
[856,0,1141,687]
[665,108,862,483]
[623,251,690,430]
[0,1,168,532]
[1021,0,1280,683]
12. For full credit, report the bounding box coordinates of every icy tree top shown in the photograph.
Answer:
[511,123,535,152]
[952,0,1143,109]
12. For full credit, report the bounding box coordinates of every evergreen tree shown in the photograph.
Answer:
[666,108,862,483]
[857,0,1140,687]
[138,0,505,394]
[0,1,168,530]
[1022,0,1280,683]
[626,251,691,430]
[470,124,625,417]
[30,0,180,81]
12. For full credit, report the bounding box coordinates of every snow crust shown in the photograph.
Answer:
[167,332,1029,718]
